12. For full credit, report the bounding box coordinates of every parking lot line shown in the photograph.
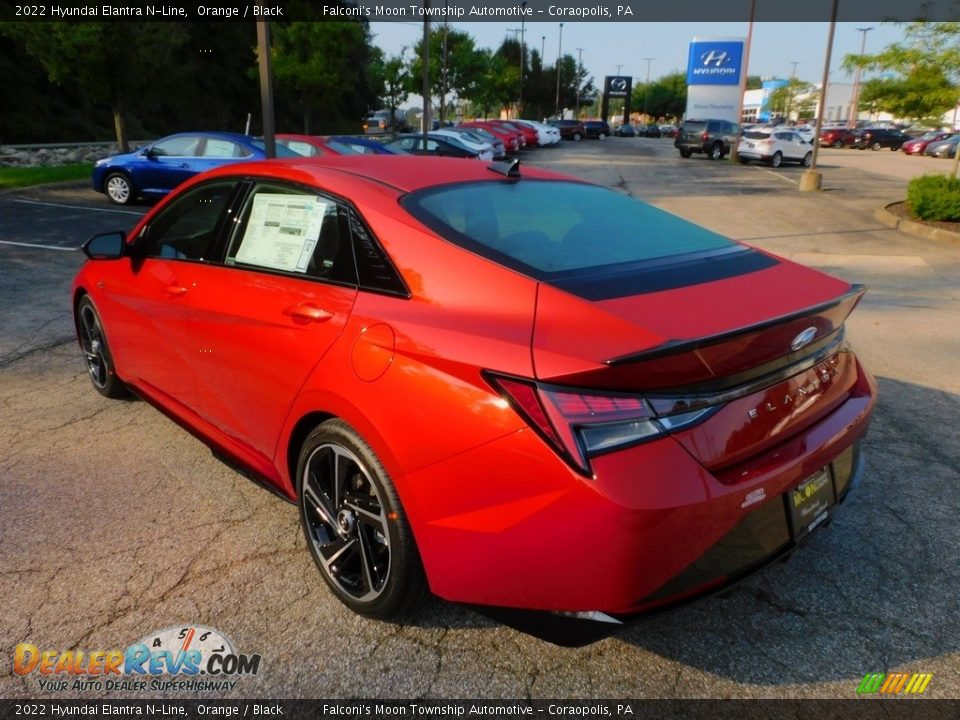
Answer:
[10,198,146,216]
[0,239,77,251]
[750,165,799,185]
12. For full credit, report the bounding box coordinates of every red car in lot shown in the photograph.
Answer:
[819,127,858,148]
[73,156,876,644]
[462,121,522,153]
[901,131,954,155]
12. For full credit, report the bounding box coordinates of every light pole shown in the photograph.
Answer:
[800,0,839,191]
[575,48,583,117]
[541,35,545,63]
[848,26,873,128]
[555,23,564,118]
[729,0,755,163]
[643,57,654,119]
[519,2,526,117]
[790,61,800,78]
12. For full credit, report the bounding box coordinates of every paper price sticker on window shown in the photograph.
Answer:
[235,193,329,273]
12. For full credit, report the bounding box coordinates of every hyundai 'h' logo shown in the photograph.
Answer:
[790,327,818,352]
[701,50,730,67]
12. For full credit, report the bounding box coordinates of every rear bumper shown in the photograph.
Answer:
[400,357,876,622]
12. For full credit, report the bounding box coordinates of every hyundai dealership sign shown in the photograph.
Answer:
[687,41,744,86]
[685,37,746,123]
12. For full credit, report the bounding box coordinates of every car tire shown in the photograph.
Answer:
[104,172,134,205]
[679,149,692,158]
[572,132,582,141]
[297,419,427,620]
[76,296,128,399]
[770,151,782,168]
[710,142,723,160]
[871,141,882,151]
[802,151,813,167]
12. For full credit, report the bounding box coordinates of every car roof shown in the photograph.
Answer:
[163,130,255,143]
[200,155,570,194]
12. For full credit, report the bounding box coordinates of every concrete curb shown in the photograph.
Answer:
[0,178,89,197]
[875,201,960,243]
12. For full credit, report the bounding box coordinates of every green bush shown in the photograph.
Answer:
[907,174,960,222]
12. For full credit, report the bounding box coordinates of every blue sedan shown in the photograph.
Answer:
[92,132,299,205]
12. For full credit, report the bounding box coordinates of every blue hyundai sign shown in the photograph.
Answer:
[687,41,744,86]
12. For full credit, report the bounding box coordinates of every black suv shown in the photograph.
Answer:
[583,120,611,139]
[675,119,740,160]
[853,127,908,151]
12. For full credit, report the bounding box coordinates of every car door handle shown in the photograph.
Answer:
[283,303,333,323]
[163,285,188,297]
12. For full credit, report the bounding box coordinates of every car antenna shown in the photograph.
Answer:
[487,158,520,178]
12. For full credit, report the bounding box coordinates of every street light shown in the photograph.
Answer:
[519,1,527,117]
[555,23,564,118]
[800,0,839,191]
[848,26,873,128]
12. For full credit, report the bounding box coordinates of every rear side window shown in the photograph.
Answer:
[403,181,736,276]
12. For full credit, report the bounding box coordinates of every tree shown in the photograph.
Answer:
[767,78,816,120]
[268,21,379,134]
[372,50,411,131]
[1,23,187,151]
[464,50,519,118]
[843,21,960,173]
[631,72,687,121]
[854,67,956,124]
[746,75,763,90]
[409,28,484,122]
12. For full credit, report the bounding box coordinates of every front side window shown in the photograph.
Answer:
[138,180,238,261]
[225,182,355,284]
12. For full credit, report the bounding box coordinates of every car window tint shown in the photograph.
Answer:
[139,180,237,261]
[152,136,202,157]
[745,131,771,139]
[405,180,735,275]
[348,209,407,296]
[225,183,355,283]
[203,139,251,158]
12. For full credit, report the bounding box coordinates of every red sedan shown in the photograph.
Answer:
[276,133,359,157]
[462,121,522,153]
[901,131,954,155]
[73,156,876,644]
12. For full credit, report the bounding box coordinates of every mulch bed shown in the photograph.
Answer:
[887,200,960,234]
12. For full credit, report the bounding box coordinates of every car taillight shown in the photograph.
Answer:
[702,131,709,142]
[486,374,712,476]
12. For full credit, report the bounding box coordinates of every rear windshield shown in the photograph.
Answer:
[744,131,772,139]
[403,180,736,277]
[682,121,706,132]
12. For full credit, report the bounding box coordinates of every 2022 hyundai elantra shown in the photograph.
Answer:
[73,155,876,644]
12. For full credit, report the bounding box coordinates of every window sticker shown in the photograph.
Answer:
[235,193,328,273]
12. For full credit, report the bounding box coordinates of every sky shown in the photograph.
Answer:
[368,21,906,98]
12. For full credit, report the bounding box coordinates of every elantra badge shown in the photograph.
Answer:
[791,326,818,352]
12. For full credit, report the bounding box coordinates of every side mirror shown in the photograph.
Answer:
[82,232,125,260]
[143,147,159,159]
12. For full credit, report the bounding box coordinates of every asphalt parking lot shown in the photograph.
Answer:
[1,139,958,699]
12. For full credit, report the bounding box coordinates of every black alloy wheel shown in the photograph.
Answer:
[76,296,127,399]
[297,419,426,619]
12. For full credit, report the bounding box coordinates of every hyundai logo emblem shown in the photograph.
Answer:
[700,50,730,67]
[791,327,818,352]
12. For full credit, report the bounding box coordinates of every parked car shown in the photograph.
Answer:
[901,131,953,155]
[513,119,562,146]
[583,120,611,139]
[659,124,679,138]
[737,128,813,168]
[327,136,405,155]
[925,135,960,158]
[674,119,740,160]
[73,155,876,644]
[496,120,540,147]
[852,128,908,151]
[91,132,299,205]
[462,121,522,154]
[429,128,496,160]
[450,126,507,158]
[385,134,484,159]
[641,123,661,138]
[276,134,359,157]
[549,119,587,141]
[819,127,858,148]
[793,125,816,143]
[615,124,636,137]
